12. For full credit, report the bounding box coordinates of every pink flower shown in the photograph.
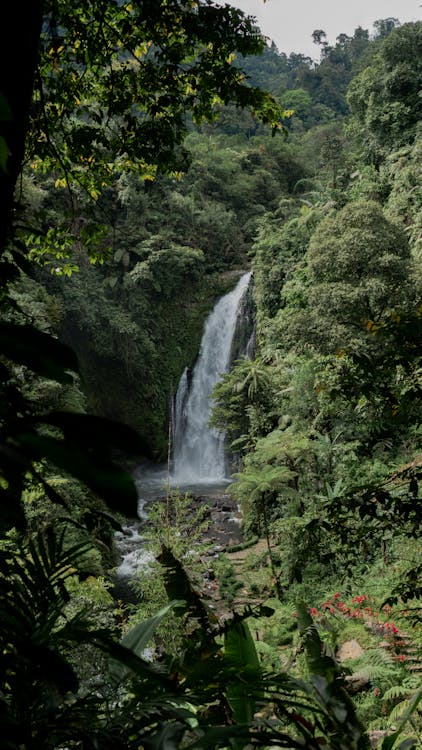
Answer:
[333,592,341,599]
[309,607,318,616]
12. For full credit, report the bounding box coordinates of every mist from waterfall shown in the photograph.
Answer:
[171,271,252,485]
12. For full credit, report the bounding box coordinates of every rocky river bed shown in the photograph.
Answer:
[113,489,243,601]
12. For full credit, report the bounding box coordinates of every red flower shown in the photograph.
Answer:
[352,595,368,604]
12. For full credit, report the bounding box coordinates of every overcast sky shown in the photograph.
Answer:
[229,0,421,59]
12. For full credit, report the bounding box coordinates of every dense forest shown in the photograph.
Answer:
[0,2,421,749]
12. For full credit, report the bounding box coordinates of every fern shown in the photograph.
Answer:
[348,648,400,689]
[383,683,422,733]
[384,684,413,703]
[389,699,415,724]
[381,687,422,750]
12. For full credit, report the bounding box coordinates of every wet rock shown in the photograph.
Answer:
[344,671,371,693]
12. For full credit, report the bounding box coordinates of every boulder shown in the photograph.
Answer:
[337,639,364,662]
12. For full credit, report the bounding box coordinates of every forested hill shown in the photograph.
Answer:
[0,4,421,748]
[206,18,399,134]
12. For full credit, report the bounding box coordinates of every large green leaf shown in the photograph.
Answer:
[40,411,149,456]
[14,433,138,514]
[158,545,217,646]
[188,724,252,749]
[0,92,12,121]
[19,642,79,695]
[139,721,187,750]
[224,619,260,725]
[122,601,184,656]
[0,135,8,172]
[0,322,79,382]
[110,600,184,684]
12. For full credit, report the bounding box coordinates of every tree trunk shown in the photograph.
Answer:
[0,3,44,255]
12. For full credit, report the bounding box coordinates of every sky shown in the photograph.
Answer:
[229,0,421,59]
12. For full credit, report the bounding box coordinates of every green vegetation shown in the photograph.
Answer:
[0,3,421,748]
[211,18,422,745]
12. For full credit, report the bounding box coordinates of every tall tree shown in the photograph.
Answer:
[301,199,413,354]
[347,21,422,158]
[0,3,43,251]
[0,1,283,258]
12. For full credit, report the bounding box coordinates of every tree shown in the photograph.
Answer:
[306,199,413,353]
[0,3,43,252]
[373,18,400,40]
[1,1,284,259]
[312,29,329,61]
[312,29,328,47]
[347,22,422,157]
[271,199,421,447]
[280,88,313,125]
[385,135,422,256]
[211,355,277,457]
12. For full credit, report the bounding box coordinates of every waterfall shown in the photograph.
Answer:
[113,272,252,590]
[172,271,252,484]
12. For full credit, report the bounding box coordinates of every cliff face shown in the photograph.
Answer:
[230,275,256,364]
[56,269,246,460]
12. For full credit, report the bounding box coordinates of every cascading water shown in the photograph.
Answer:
[114,271,252,591]
[172,271,252,485]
